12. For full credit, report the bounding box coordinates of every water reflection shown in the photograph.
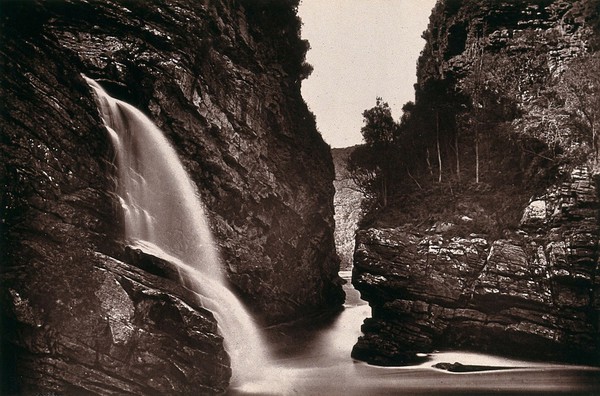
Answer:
[229,271,600,395]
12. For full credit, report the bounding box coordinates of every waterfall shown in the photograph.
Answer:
[84,76,273,388]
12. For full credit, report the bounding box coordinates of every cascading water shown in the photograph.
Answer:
[81,76,598,395]
[84,76,273,388]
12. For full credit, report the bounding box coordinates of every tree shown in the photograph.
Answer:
[349,98,400,207]
[416,78,464,184]
[360,97,398,146]
[348,145,379,200]
[460,48,522,183]
[558,53,600,161]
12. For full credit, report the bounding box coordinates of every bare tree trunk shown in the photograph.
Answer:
[436,110,442,183]
[475,128,480,184]
[455,132,460,182]
[474,40,484,185]
[407,167,423,190]
[593,124,599,169]
[381,176,388,207]
[593,124,597,159]
[426,148,434,177]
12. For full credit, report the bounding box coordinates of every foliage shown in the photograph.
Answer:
[359,97,399,146]
[348,98,401,208]
[556,53,600,159]
[349,1,600,239]
[460,52,522,123]
[504,52,600,167]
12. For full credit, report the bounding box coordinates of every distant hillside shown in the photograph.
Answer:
[331,146,363,270]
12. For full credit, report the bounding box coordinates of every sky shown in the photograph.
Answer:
[298,0,437,148]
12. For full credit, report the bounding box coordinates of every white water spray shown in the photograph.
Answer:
[84,76,274,387]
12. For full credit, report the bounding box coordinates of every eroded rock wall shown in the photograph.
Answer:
[1,5,230,393]
[418,0,591,88]
[352,167,599,365]
[1,0,342,393]
[351,0,599,366]
[47,0,342,322]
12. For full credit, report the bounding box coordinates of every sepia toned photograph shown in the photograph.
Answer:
[2,0,600,394]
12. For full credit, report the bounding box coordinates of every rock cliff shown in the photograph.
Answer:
[418,0,592,88]
[332,147,363,271]
[353,167,599,365]
[352,0,600,366]
[1,0,342,393]
[43,0,343,322]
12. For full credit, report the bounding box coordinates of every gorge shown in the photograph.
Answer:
[2,0,600,394]
[1,0,341,393]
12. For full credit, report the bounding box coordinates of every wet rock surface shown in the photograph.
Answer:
[0,20,230,388]
[2,252,230,395]
[42,0,344,322]
[433,362,515,372]
[1,0,342,393]
[352,168,600,365]
[4,0,343,320]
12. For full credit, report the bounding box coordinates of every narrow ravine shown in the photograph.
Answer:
[332,147,364,271]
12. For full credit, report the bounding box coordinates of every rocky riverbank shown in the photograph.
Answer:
[352,167,600,365]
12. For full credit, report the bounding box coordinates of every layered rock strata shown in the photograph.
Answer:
[352,168,599,365]
[351,0,599,367]
[1,0,342,393]
[332,147,363,271]
[418,0,592,88]
[1,4,230,392]
[45,0,343,322]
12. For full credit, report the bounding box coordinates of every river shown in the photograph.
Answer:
[229,271,600,395]
[85,76,598,395]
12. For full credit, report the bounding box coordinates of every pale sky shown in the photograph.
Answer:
[298,0,437,148]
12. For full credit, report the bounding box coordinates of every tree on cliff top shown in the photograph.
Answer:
[349,98,400,208]
[571,0,600,50]
[557,53,600,162]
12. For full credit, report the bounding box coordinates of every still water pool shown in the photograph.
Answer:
[229,271,600,395]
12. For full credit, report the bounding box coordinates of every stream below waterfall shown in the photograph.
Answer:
[85,77,600,395]
[229,271,600,395]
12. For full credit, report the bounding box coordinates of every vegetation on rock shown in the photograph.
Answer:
[349,0,600,239]
[349,0,600,366]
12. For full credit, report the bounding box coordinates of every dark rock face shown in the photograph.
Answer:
[1,4,230,392]
[418,0,591,88]
[351,0,599,367]
[47,0,342,322]
[3,253,230,395]
[352,168,600,365]
[1,0,342,393]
